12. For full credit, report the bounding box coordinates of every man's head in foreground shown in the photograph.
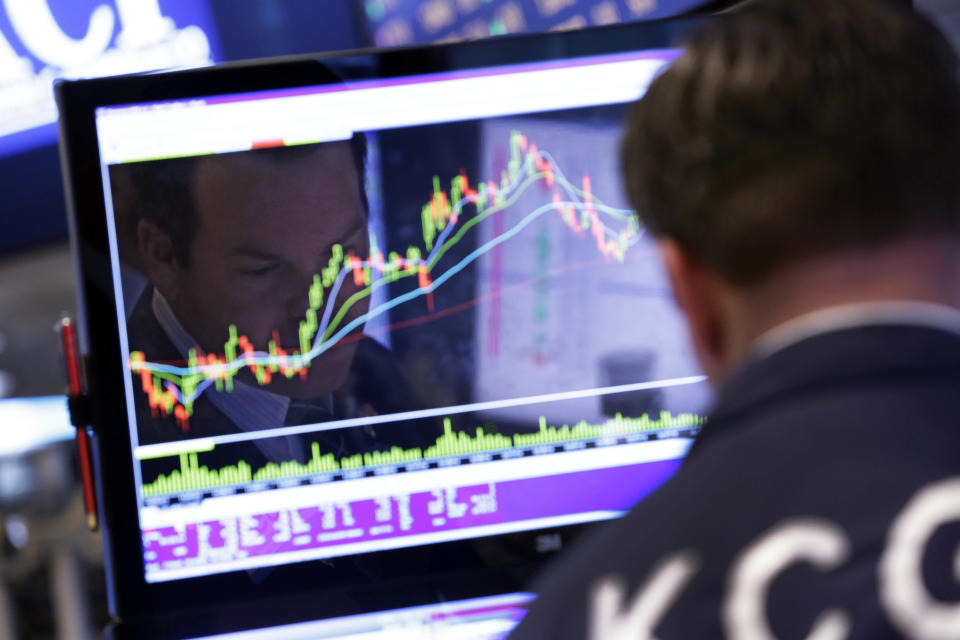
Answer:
[622,0,960,384]
[124,138,370,398]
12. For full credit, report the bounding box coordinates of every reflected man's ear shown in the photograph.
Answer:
[658,238,729,384]
[137,218,183,302]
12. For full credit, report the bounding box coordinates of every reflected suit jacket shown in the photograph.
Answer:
[127,289,434,476]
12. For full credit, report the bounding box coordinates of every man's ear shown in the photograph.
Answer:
[659,239,729,383]
[137,218,182,302]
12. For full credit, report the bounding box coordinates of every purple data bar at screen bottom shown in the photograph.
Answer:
[143,459,681,578]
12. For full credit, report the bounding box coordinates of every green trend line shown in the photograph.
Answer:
[130,130,640,429]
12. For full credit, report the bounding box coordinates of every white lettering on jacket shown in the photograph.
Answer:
[880,477,960,640]
[723,518,851,640]
[589,552,699,640]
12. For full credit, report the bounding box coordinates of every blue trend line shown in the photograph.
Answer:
[137,151,640,402]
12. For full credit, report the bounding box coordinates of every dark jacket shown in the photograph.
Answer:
[509,324,960,639]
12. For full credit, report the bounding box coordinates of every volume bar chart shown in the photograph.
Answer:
[141,437,691,582]
[142,410,705,497]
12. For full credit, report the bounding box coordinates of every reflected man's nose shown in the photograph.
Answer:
[284,269,316,320]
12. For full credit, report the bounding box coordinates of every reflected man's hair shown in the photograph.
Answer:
[111,135,368,269]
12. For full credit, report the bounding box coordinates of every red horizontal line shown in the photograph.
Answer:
[251,139,285,150]
[146,250,652,367]
[362,250,651,338]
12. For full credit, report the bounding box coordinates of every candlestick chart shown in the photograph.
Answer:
[129,130,642,432]
[141,409,704,496]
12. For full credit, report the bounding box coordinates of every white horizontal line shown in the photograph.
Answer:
[97,56,671,164]
[134,375,706,458]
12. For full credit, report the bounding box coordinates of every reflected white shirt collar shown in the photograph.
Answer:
[151,289,291,432]
[749,300,960,362]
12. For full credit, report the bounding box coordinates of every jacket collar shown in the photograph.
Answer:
[689,323,960,457]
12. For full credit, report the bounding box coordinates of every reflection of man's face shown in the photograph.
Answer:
[167,142,370,397]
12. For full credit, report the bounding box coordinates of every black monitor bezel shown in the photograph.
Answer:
[57,16,703,624]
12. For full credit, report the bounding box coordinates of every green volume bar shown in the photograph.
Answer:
[513,410,705,447]
[141,410,705,496]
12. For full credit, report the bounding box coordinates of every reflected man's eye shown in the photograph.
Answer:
[239,263,280,277]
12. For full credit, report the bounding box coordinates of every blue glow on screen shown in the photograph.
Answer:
[0,0,221,158]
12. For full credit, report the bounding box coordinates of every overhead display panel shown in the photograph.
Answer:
[363,0,711,46]
[0,0,219,158]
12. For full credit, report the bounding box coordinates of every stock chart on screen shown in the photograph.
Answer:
[95,51,709,582]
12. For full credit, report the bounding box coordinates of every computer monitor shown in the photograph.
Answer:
[57,17,709,628]
[182,592,533,640]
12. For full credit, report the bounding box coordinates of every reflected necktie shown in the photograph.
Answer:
[283,397,339,462]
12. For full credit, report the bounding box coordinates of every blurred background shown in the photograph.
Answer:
[0,0,956,637]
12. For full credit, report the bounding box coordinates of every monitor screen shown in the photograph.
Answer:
[91,48,710,584]
[182,592,533,640]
